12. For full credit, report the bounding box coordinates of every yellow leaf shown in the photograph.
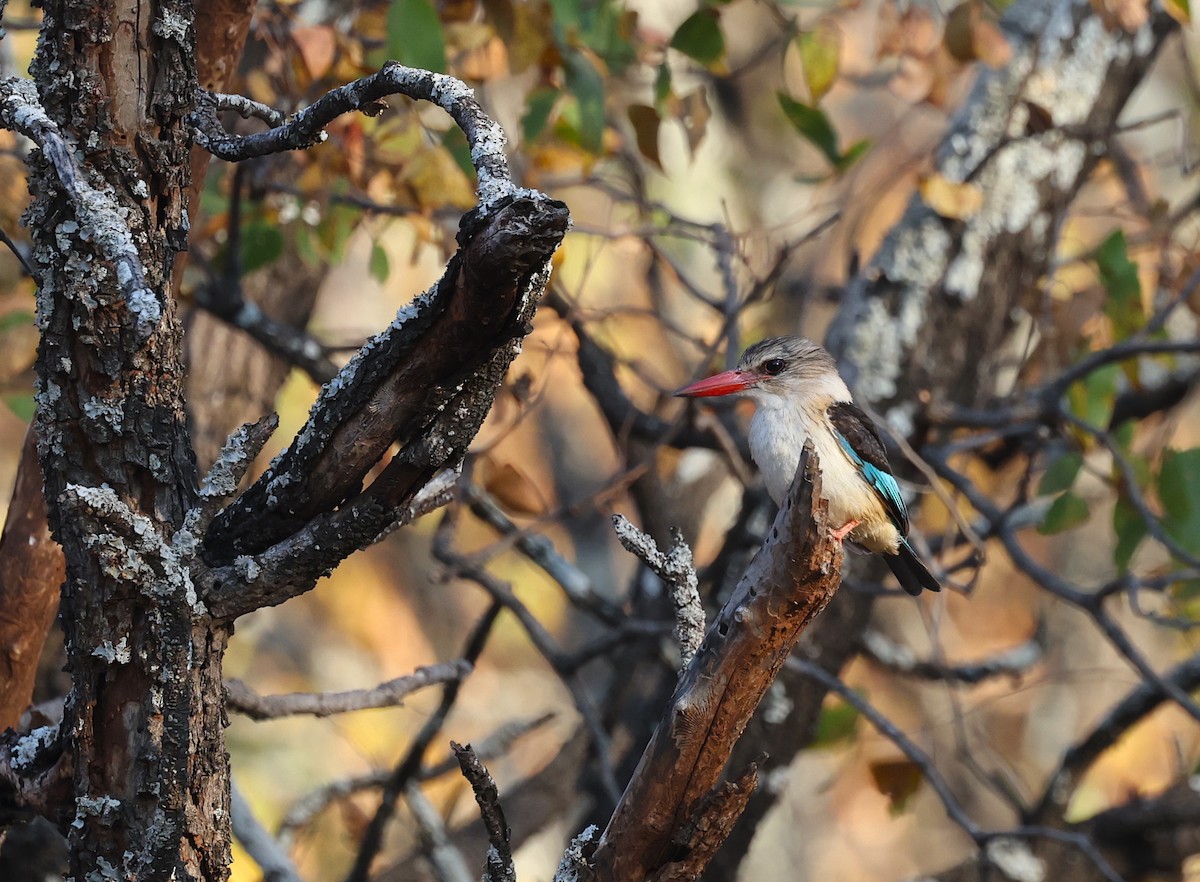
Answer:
[797,23,841,103]
[401,147,477,211]
[919,174,984,220]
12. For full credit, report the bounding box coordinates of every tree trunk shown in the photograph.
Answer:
[26,2,231,878]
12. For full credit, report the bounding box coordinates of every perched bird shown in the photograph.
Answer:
[675,336,939,595]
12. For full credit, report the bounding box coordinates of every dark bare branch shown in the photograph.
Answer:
[450,742,514,882]
[225,661,471,721]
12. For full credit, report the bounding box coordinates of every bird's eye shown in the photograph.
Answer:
[762,358,786,376]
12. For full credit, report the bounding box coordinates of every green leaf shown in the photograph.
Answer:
[0,310,33,332]
[1038,491,1090,535]
[813,698,858,747]
[836,139,871,171]
[1112,497,1148,570]
[653,62,673,108]
[797,25,841,103]
[563,52,606,153]
[1039,451,1083,496]
[1096,230,1143,340]
[670,9,725,66]
[522,87,560,143]
[240,222,284,273]
[3,394,35,422]
[777,93,840,167]
[387,0,447,73]
[1067,362,1118,429]
[1160,448,1200,555]
[369,243,390,283]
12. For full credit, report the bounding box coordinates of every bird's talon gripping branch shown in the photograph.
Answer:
[831,520,860,542]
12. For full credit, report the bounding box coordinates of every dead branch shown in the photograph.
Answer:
[450,742,514,882]
[225,661,471,721]
[583,446,843,882]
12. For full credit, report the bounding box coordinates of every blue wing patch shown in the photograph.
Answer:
[834,428,909,533]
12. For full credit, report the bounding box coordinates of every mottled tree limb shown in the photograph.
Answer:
[191,61,512,207]
[0,78,161,339]
[200,190,569,619]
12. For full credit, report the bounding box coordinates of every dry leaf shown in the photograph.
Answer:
[627,104,662,170]
[920,173,984,220]
[869,759,925,813]
[482,460,547,516]
[292,25,337,80]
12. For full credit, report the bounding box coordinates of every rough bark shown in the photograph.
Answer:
[21,2,230,879]
[584,448,844,882]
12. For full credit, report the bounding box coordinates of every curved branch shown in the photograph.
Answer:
[191,62,513,206]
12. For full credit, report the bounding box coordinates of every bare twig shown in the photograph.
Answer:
[1032,652,1200,822]
[343,603,501,882]
[405,782,474,882]
[225,661,471,720]
[611,515,705,669]
[450,742,514,882]
[211,92,285,127]
[278,713,555,843]
[861,625,1044,685]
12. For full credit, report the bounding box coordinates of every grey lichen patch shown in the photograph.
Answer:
[233,555,261,583]
[82,396,125,432]
[552,825,598,882]
[73,794,122,828]
[10,724,58,770]
[92,636,131,664]
[62,483,207,616]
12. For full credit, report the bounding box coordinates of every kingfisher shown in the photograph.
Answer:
[675,336,939,595]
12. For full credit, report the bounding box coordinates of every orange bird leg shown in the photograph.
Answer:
[831,519,861,542]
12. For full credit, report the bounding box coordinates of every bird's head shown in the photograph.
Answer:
[674,336,841,409]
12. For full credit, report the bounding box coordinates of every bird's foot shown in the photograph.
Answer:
[831,519,861,542]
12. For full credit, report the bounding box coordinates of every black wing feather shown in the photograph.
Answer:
[827,402,909,535]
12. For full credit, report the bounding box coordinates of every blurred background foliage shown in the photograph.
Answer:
[1,0,1200,879]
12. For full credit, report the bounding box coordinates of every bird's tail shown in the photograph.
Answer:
[884,540,940,596]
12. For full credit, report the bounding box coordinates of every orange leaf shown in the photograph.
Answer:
[482,461,547,516]
[292,26,337,80]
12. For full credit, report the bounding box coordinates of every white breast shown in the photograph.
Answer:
[746,399,899,553]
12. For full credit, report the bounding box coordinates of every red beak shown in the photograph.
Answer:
[674,369,757,398]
